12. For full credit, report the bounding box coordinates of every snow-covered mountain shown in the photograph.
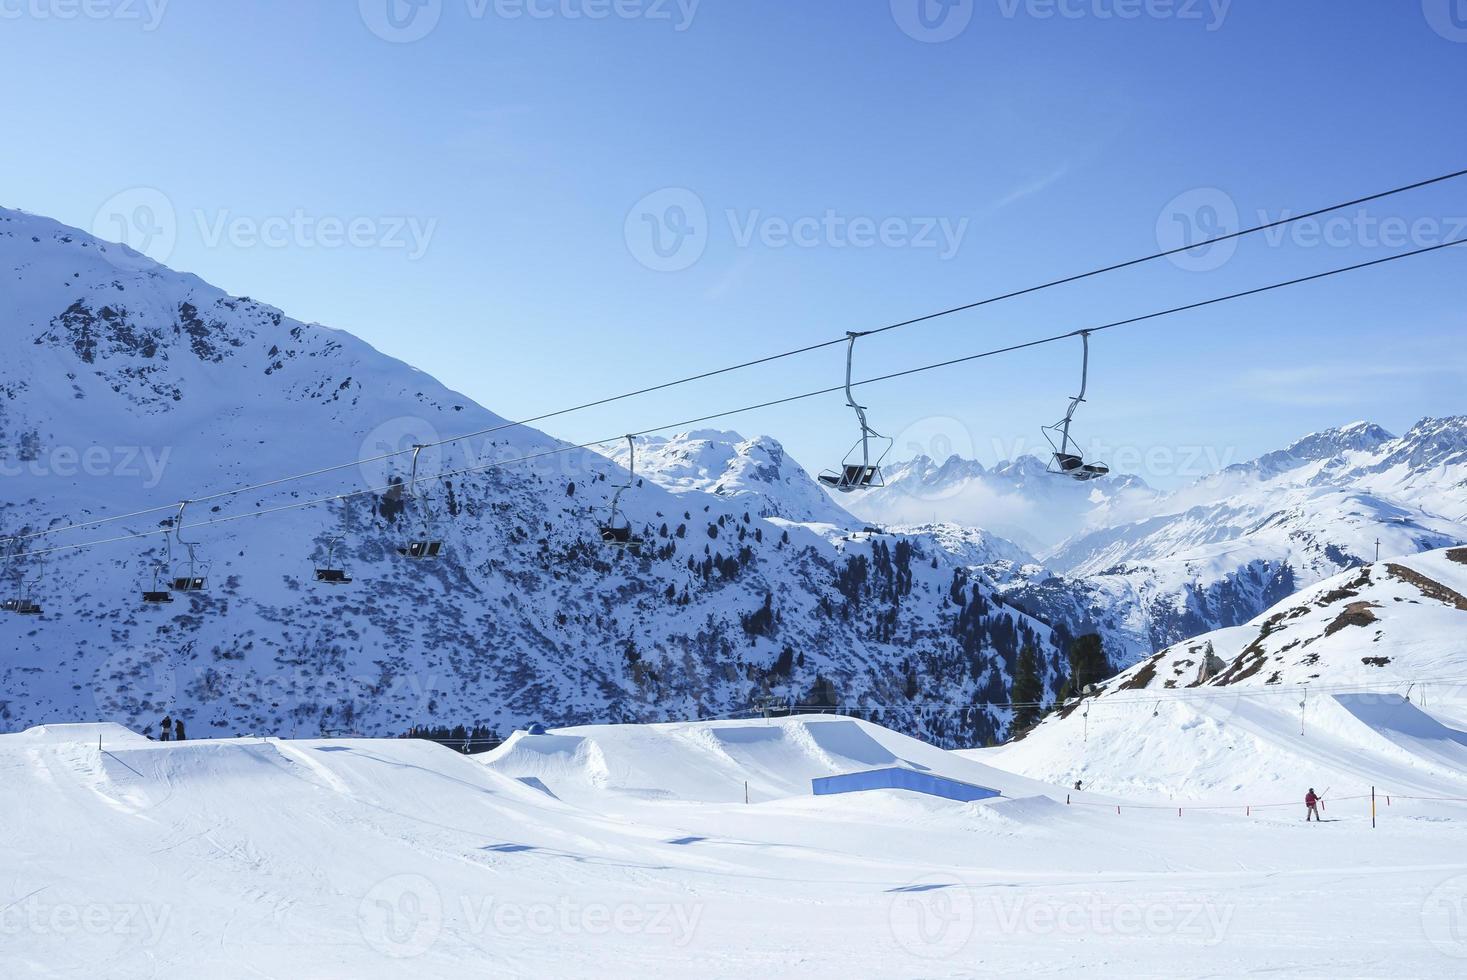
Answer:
[1048,419,1464,577]
[844,452,1158,555]
[998,420,1467,661]
[984,546,1467,800]
[599,429,855,526]
[0,206,1064,746]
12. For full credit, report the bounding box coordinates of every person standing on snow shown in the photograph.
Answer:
[1305,788,1323,822]
[160,715,172,742]
[174,718,186,742]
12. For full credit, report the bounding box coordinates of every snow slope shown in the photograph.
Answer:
[8,715,1467,977]
[481,714,1057,806]
[981,547,1467,803]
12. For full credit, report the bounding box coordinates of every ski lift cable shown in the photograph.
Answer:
[8,237,1465,562]
[626,238,1467,436]
[8,167,1466,546]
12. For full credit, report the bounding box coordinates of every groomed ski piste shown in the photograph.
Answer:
[8,676,1467,978]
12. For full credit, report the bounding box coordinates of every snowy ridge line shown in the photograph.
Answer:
[731,675,1467,714]
[8,233,1466,557]
[7,429,623,559]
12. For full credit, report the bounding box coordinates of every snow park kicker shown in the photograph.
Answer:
[10,713,1467,977]
[478,715,1048,806]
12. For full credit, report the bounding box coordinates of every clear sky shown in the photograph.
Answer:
[3,0,1465,488]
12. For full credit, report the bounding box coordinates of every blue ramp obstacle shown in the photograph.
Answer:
[811,766,1000,803]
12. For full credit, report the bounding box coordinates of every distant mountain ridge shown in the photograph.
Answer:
[844,452,1157,555]
[996,417,1467,665]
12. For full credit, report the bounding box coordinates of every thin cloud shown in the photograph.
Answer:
[990,165,1072,212]
[1234,360,1467,406]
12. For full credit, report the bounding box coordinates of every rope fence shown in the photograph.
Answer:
[1062,787,1467,826]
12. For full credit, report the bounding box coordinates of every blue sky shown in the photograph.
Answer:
[3,0,1465,488]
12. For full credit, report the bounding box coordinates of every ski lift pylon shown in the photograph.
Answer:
[397,445,444,560]
[600,435,644,553]
[817,332,892,493]
[1041,331,1110,481]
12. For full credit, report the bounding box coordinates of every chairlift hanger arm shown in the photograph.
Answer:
[408,445,427,495]
[173,501,193,547]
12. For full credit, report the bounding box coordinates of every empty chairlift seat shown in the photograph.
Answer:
[313,536,355,583]
[818,333,891,494]
[598,436,645,553]
[400,540,442,560]
[1042,331,1110,482]
[4,598,42,615]
[818,464,883,492]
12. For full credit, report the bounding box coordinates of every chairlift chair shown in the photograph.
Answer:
[142,561,174,605]
[313,536,354,585]
[1042,331,1110,481]
[168,501,211,592]
[817,332,893,493]
[3,588,42,615]
[4,548,45,616]
[138,525,176,605]
[0,542,15,613]
[599,435,645,554]
[396,445,444,560]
